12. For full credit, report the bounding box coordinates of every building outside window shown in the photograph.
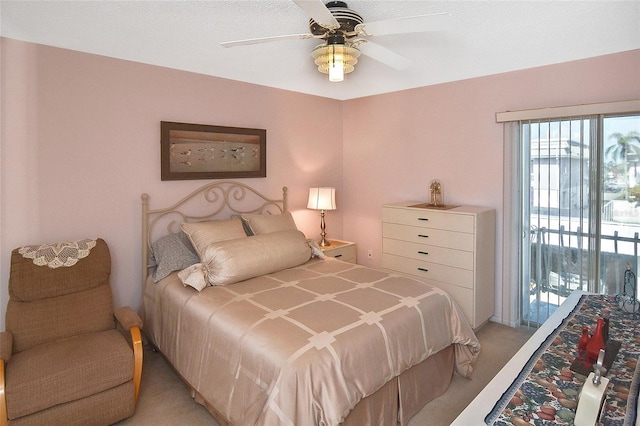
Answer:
[520,114,640,326]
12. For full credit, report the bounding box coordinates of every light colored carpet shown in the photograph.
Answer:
[117,321,534,426]
[409,322,534,425]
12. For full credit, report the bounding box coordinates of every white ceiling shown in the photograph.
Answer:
[1,0,639,100]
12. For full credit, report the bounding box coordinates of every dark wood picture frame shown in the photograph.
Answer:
[161,121,266,181]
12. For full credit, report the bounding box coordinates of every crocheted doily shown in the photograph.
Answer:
[18,239,97,268]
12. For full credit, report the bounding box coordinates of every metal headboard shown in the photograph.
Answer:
[141,180,288,287]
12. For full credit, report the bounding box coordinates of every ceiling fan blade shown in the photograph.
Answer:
[221,33,314,48]
[293,0,340,29]
[356,12,453,37]
[357,41,412,70]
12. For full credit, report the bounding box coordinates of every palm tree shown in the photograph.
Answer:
[605,131,640,199]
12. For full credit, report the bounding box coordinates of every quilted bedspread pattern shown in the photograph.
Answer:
[144,257,480,426]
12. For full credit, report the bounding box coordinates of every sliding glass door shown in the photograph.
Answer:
[521,114,640,326]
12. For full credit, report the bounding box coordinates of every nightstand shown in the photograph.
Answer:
[320,239,357,264]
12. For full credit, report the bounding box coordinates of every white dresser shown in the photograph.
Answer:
[382,202,495,329]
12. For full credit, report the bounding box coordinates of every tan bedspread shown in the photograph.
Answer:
[143,257,480,426]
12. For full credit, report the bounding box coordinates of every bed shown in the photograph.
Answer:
[141,181,480,425]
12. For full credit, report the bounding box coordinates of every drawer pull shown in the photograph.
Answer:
[417,251,429,255]
[417,267,429,272]
[418,217,429,221]
[418,234,429,238]
[334,254,343,258]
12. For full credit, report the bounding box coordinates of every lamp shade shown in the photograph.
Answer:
[312,44,360,82]
[307,187,336,211]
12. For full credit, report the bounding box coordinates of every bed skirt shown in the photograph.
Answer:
[190,344,455,426]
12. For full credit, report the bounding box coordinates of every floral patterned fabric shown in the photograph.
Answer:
[18,239,97,268]
[487,295,640,425]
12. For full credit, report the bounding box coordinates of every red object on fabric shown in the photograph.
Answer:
[578,326,590,363]
[586,318,606,365]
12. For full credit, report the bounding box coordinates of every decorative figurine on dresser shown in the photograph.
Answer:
[381,191,495,329]
[429,179,443,207]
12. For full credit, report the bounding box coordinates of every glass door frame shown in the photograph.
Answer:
[518,116,598,327]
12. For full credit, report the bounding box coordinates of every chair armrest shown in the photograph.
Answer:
[0,359,6,426]
[114,307,143,403]
[0,332,13,363]
[114,306,143,331]
[0,332,9,426]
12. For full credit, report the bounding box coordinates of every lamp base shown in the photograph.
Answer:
[318,210,330,247]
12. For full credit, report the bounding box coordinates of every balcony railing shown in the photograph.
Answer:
[530,225,640,296]
[525,225,640,325]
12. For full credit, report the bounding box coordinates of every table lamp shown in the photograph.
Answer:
[307,187,336,246]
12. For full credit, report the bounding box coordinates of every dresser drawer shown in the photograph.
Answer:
[382,206,474,233]
[382,238,474,270]
[321,241,357,263]
[382,223,474,252]
[382,254,474,289]
[429,281,475,325]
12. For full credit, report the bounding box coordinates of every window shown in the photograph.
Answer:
[522,116,595,325]
[499,101,640,327]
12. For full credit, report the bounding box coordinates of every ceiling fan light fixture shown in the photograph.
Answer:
[329,46,344,82]
[312,43,360,82]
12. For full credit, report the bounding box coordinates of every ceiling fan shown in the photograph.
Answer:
[221,0,452,82]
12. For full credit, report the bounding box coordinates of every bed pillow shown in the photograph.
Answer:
[181,229,312,288]
[181,218,247,258]
[151,232,199,282]
[230,214,254,236]
[240,212,298,235]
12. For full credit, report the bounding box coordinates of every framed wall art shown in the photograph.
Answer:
[160,121,266,180]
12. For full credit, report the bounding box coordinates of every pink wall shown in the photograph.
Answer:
[1,36,638,328]
[342,49,640,322]
[0,38,344,329]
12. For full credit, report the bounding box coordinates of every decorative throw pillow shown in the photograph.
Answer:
[151,232,199,282]
[240,212,298,235]
[177,263,208,292]
[181,218,247,258]
[189,229,311,287]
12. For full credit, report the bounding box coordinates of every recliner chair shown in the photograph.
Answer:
[0,238,142,425]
